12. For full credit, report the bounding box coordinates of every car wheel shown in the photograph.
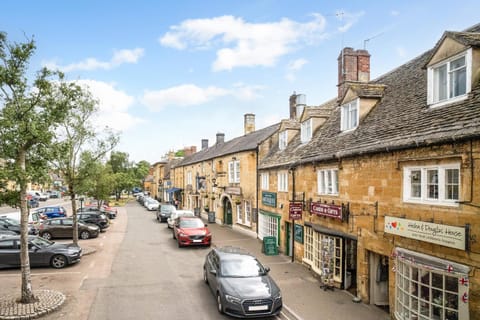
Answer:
[216,293,224,314]
[80,231,90,240]
[51,254,67,269]
[203,268,209,284]
[41,232,52,240]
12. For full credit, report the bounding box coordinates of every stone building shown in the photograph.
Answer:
[258,23,480,320]
[171,114,279,235]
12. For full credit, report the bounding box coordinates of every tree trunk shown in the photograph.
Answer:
[19,148,36,303]
[69,184,78,246]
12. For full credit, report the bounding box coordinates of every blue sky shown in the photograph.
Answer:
[2,1,479,164]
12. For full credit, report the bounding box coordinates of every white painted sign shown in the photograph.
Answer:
[384,216,466,250]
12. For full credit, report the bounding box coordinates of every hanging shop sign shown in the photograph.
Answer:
[384,216,466,250]
[289,202,303,220]
[262,191,277,207]
[310,202,343,220]
[225,187,241,195]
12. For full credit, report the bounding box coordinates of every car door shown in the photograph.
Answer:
[28,241,48,266]
[0,239,20,267]
[61,219,74,237]
[206,252,219,292]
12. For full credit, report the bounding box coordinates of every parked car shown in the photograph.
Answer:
[28,198,39,208]
[1,210,45,226]
[100,205,117,219]
[0,217,38,235]
[32,206,67,219]
[203,246,283,318]
[167,210,194,229]
[144,198,160,211]
[38,217,100,240]
[77,212,109,231]
[48,191,61,198]
[0,235,82,269]
[156,203,176,222]
[38,193,49,201]
[0,230,18,239]
[172,216,211,247]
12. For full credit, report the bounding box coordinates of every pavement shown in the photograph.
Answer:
[0,245,96,320]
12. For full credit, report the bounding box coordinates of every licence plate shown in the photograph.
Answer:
[193,239,202,243]
[248,305,268,311]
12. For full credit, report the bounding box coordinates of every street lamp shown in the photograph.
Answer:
[211,178,217,187]
[79,197,84,211]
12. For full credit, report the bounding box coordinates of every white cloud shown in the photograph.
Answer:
[335,10,365,33]
[159,14,327,71]
[44,48,144,72]
[142,83,265,111]
[285,58,308,81]
[142,84,229,111]
[74,79,143,131]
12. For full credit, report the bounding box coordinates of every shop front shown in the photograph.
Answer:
[303,222,357,291]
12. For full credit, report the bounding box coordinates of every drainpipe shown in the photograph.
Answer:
[290,166,296,263]
[256,148,259,236]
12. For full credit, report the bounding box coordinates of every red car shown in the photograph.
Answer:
[173,216,212,247]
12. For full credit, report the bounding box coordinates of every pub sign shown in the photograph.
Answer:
[310,202,343,220]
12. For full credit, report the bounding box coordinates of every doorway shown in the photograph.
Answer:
[284,222,292,257]
[223,197,232,226]
[369,252,390,311]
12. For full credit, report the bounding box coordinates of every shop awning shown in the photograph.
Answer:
[166,187,182,194]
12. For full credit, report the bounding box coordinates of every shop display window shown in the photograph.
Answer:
[394,255,468,320]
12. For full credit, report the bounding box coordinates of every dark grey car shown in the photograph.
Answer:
[203,246,282,318]
[0,235,82,269]
[156,203,176,222]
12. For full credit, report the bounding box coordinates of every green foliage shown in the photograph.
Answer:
[175,150,185,157]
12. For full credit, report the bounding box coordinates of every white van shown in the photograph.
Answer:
[167,210,194,229]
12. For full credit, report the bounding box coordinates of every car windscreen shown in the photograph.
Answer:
[179,219,204,228]
[161,206,175,213]
[31,236,53,248]
[221,258,266,277]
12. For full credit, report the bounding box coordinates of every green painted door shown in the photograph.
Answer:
[285,222,291,256]
[224,198,233,225]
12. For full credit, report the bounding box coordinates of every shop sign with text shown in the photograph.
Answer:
[262,192,277,207]
[289,202,303,220]
[384,216,466,250]
[310,202,343,220]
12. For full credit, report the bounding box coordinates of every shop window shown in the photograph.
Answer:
[394,249,469,320]
[244,201,251,226]
[258,212,279,243]
[303,226,314,264]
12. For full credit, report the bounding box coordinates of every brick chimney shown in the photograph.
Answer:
[244,113,255,135]
[337,47,370,100]
[216,133,225,144]
[201,139,209,150]
[183,146,197,156]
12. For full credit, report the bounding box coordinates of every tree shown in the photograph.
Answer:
[134,160,150,190]
[76,152,115,206]
[0,33,75,303]
[50,83,119,245]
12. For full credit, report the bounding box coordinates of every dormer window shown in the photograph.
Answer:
[340,99,359,132]
[300,119,312,143]
[428,49,471,106]
[279,131,288,150]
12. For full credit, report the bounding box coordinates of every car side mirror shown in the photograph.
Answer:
[264,266,270,273]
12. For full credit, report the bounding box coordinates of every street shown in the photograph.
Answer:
[1,200,389,320]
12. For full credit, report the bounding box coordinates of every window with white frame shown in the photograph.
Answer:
[301,119,312,143]
[403,164,460,206]
[394,250,469,320]
[278,171,288,192]
[279,131,288,150]
[428,49,471,106]
[236,203,242,223]
[258,212,279,242]
[244,201,251,226]
[261,173,269,190]
[186,171,193,186]
[317,169,339,195]
[228,160,240,183]
[340,99,359,131]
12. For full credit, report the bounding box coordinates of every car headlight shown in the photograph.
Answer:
[273,291,282,301]
[178,232,187,237]
[225,294,242,305]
